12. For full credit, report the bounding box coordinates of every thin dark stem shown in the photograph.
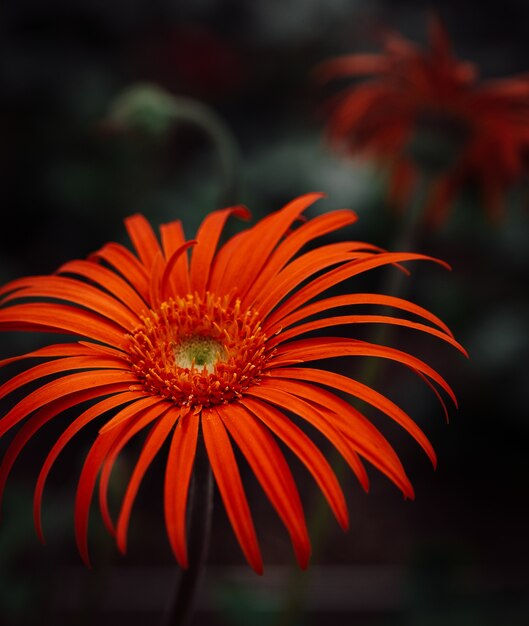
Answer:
[383,171,433,298]
[163,437,213,626]
[361,170,433,376]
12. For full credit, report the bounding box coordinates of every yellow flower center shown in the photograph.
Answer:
[173,336,227,370]
[127,292,269,408]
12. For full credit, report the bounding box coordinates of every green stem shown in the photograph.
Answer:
[275,172,433,626]
[162,437,213,626]
[108,84,241,208]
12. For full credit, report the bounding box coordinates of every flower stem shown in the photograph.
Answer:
[275,172,433,626]
[362,170,433,366]
[163,435,213,626]
[383,171,433,298]
[167,96,241,208]
[107,84,241,208]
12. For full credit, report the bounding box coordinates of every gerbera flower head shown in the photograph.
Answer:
[0,194,465,573]
[318,16,529,224]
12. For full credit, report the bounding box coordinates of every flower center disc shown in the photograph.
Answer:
[173,336,226,370]
[127,292,269,408]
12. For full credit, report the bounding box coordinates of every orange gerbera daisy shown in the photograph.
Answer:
[0,194,464,573]
[319,17,529,224]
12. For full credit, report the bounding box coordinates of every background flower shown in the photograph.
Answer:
[318,16,529,225]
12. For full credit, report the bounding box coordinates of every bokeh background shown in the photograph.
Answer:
[1,0,529,625]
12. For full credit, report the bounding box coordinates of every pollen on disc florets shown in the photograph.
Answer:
[127,292,270,408]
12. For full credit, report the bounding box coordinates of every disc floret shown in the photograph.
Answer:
[127,292,269,407]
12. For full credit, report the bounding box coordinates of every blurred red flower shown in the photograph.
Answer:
[318,17,529,224]
[0,195,464,572]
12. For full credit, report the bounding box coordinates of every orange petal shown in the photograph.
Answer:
[147,251,167,309]
[99,395,168,434]
[0,303,127,348]
[272,367,437,467]
[160,220,190,293]
[265,292,454,338]
[57,259,148,315]
[207,230,247,294]
[0,370,138,438]
[34,391,145,542]
[0,355,129,404]
[245,385,369,492]
[116,405,176,554]
[218,193,325,298]
[0,276,140,329]
[74,399,168,566]
[244,209,358,307]
[75,428,131,567]
[270,336,461,405]
[241,397,349,530]
[161,241,198,301]
[258,378,414,498]
[190,206,250,296]
[265,252,449,330]
[254,245,373,318]
[201,408,263,574]
[0,384,129,516]
[91,243,150,303]
[99,405,180,537]
[164,412,199,567]
[124,214,163,270]
[0,343,112,369]
[218,403,311,569]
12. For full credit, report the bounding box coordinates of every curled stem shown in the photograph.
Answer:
[107,84,241,208]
